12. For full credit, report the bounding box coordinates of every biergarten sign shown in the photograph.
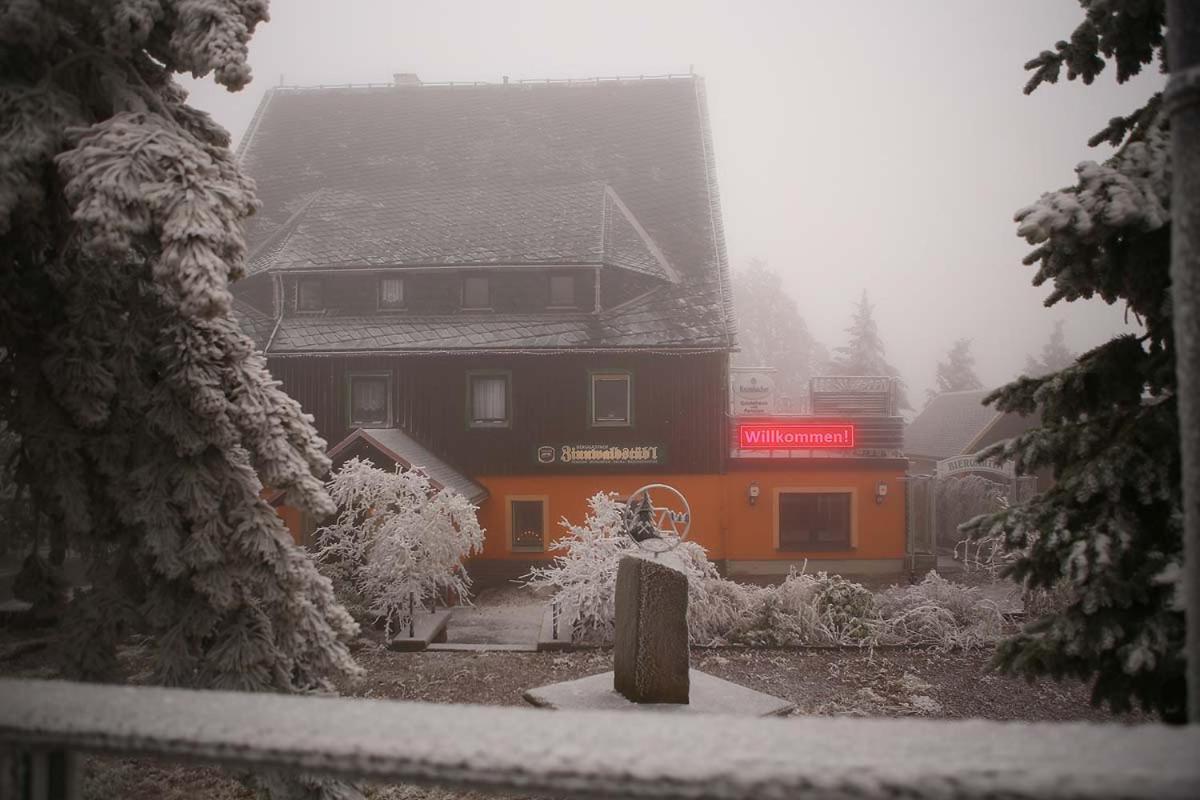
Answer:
[737,423,856,449]
[729,367,776,416]
[935,454,1016,480]
[537,444,665,465]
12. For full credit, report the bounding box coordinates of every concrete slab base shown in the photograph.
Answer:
[524,669,794,717]
[385,610,452,652]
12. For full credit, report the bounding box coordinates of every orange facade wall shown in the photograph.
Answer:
[274,466,908,565]
[720,465,906,562]
[471,464,907,564]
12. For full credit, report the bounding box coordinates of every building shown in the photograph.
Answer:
[905,388,1042,482]
[233,74,908,579]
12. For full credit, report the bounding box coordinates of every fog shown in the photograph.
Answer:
[182,0,1164,402]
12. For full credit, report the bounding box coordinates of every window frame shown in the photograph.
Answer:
[466,369,512,429]
[773,487,857,552]
[378,276,406,311]
[297,277,325,312]
[547,273,577,309]
[461,275,492,311]
[507,495,549,553]
[588,370,633,428]
[346,371,392,428]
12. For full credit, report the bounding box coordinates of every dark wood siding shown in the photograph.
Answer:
[269,352,727,475]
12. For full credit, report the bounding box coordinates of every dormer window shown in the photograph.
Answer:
[297,278,324,311]
[379,277,405,310]
[549,274,576,308]
[462,276,490,310]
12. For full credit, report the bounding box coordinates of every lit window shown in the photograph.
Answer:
[590,372,631,426]
[379,277,405,309]
[549,275,575,307]
[462,276,490,309]
[510,498,546,552]
[777,492,852,551]
[349,374,390,426]
[469,372,509,427]
[298,278,323,311]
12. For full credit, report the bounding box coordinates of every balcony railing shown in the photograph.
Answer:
[2,678,1198,799]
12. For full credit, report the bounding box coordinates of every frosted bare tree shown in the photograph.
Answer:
[0,0,359,693]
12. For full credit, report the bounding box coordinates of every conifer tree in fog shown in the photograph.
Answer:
[962,0,1183,721]
[828,291,910,408]
[1023,320,1076,377]
[0,0,358,694]
[732,259,826,406]
[928,338,983,404]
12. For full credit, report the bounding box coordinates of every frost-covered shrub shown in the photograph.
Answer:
[529,493,1006,650]
[877,573,1006,649]
[523,492,721,643]
[315,458,484,639]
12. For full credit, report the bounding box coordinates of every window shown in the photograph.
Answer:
[549,274,576,308]
[462,276,490,309]
[379,277,405,309]
[777,491,852,551]
[509,498,547,552]
[590,372,631,426]
[297,278,324,311]
[468,372,510,427]
[348,373,390,426]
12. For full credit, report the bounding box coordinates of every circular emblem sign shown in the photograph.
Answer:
[623,483,692,554]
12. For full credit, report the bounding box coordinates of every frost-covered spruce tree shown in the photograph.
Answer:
[0,1,359,691]
[1023,320,1076,377]
[828,290,911,408]
[963,1,1183,721]
[927,338,983,404]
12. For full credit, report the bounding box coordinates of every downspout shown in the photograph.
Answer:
[264,273,284,353]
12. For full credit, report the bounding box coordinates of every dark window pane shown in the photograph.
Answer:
[463,277,489,308]
[592,375,629,424]
[350,376,389,425]
[298,279,323,311]
[778,492,850,550]
[511,500,544,550]
[549,275,575,307]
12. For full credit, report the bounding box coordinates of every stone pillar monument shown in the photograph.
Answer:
[613,555,689,704]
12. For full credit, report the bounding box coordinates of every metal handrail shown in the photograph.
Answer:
[2,678,1198,799]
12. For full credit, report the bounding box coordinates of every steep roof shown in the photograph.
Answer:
[234,76,733,351]
[327,428,488,504]
[904,389,1000,459]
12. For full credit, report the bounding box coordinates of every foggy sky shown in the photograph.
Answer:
[183,0,1165,402]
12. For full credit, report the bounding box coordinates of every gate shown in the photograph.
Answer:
[905,468,1038,574]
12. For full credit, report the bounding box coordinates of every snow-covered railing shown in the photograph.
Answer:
[2,678,1199,799]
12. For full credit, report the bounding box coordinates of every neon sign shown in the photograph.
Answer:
[737,423,856,449]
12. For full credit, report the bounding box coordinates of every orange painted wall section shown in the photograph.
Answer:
[471,474,727,560]
[273,467,907,562]
[721,466,906,561]
[471,466,907,562]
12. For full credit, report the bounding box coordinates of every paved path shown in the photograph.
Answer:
[446,584,548,646]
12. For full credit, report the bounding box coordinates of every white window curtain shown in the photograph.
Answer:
[352,377,388,422]
[380,277,404,307]
[472,376,507,423]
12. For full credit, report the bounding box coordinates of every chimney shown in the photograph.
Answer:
[393,72,421,87]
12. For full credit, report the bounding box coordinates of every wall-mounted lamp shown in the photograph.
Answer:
[748,481,761,506]
[875,480,889,505]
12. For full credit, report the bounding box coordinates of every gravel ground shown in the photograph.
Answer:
[0,626,1144,800]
